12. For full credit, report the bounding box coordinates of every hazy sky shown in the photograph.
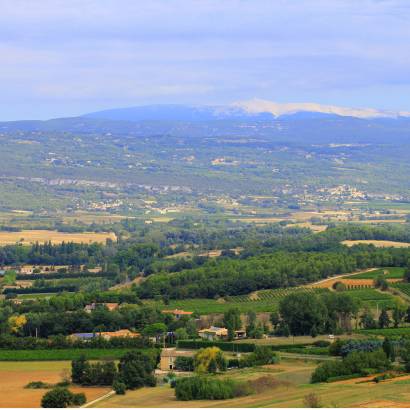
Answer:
[2,0,410,120]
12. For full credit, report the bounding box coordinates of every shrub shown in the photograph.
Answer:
[240,346,279,368]
[313,340,331,348]
[303,393,322,408]
[113,380,126,395]
[41,387,85,408]
[71,393,86,406]
[175,376,251,401]
[340,340,382,357]
[311,350,390,383]
[25,381,51,389]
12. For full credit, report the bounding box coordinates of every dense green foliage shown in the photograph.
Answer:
[175,376,251,401]
[138,245,410,299]
[311,350,391,383]
[41,387,86,408]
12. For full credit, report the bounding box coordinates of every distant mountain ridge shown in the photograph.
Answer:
[83,99,410,122]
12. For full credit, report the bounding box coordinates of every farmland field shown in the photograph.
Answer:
[342,289,397,309]
[0,348,146,361]
[0,361,110,408]
[148,288,329,315]
[0,230,116,245]
[358,327,410,337]
[391,283,410,298]
[91,358,410,408]
[347,267,405,280]
[342,240,410,248]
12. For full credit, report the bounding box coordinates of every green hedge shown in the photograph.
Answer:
[176,340,256,352]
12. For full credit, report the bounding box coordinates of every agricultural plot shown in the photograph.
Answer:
[342,240,410,248]
[359,327,410,337]
[347,267,405,280]
[343,289,396,309]
[0,348,138,361]
[391,283,410,298]
[150,288,329,315]
[0,230,116,245]
[0,361,110,408]
[92,358,410,408]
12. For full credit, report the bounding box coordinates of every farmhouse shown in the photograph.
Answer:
[198,326,246,341]
[99,329,140,340]
[69,329,140,341]
[84,302,119,313]
[161,309,193,319]
[198,326,228,341]
[159,347,194,371]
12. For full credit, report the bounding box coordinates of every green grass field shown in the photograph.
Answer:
[0,348,152,361]
[343,288,397,309]
[347,267,405,280]
[358,327,410,337]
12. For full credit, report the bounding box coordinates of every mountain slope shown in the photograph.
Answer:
[83,99,410,122]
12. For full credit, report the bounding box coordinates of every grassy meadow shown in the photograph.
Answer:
[91,358,410,408]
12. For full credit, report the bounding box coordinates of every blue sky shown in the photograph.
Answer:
[2,0,410,120]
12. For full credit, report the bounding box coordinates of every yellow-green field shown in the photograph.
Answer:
[0,230,117,245]
[91,359,410,408]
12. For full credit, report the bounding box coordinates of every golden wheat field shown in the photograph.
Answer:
[342,240,410,248]
[0,230,116,245]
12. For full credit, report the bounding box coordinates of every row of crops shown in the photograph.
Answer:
[359,327,410,337]
[344,289,396,309]
[391,283,410,297]
[227,287,328,303]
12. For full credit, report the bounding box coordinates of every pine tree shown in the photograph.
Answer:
[378,308,390,329]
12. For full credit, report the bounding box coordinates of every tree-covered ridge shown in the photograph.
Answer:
[138,247,410,299]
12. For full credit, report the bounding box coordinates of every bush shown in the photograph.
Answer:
[311,350,390,383]
[113,380,127,395]
[240,346,279,368]
[41,387,86,408]
[340,340,382,357]
[313,340,331,348]
[71,393,86,406]
[303,393,322,408]
[175,376,251,401]
[25,381,51,389]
